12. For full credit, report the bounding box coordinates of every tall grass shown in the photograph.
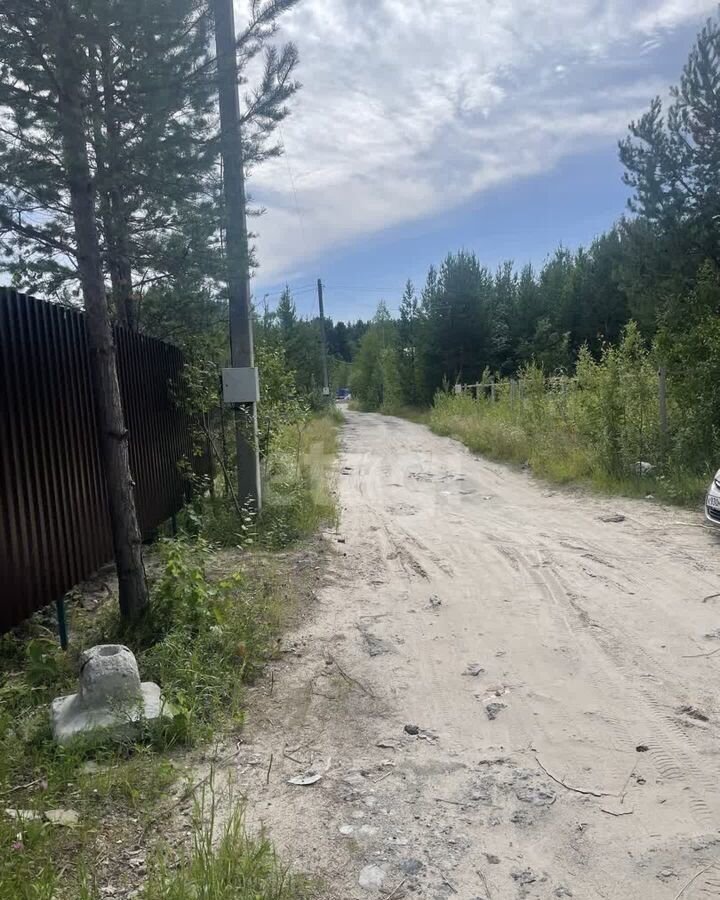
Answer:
[379,405,431,424]
[197,411,340,549]
[143,788,306,900]
[259,410,340,546]
[429,327,711,507]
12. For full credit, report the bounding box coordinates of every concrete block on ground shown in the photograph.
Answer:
[51,644,173,745]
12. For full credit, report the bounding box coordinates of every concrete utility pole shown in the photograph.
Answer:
[213,0,261,511]
[317,279,330,401]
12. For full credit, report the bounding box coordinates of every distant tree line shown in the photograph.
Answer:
[257,286,368,403]
[348,13,720,469]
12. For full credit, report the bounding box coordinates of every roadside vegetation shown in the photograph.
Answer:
[142,793,310,900]
[0,0,348,895]
[346,16,720,508]
[0,370,340,899]
[429,324,707,506]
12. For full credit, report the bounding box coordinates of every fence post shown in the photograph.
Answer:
[56,596,68,650]
[658,365,668,451]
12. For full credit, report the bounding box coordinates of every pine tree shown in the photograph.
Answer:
[415,266,440,402]
[491,261,515,374]
[328,320,351,361]
[350,302,398,410]
[0,0,300,316]
[0,4,74,298]
[0,0,150,617]
[619,13,720,270]
[397,280,419,405]
[513,263,541,358]
[89,0,218,328]
[276,285,298,338]
[426,252,492,386]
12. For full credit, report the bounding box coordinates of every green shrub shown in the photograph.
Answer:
[105,538,284,741]
[260,413,339,547]
[428,323,710,507]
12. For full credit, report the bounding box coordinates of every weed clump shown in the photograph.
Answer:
[194,412,340,550]
[142,787,308,900]
[113,538,283,740]
[428,324,710,507]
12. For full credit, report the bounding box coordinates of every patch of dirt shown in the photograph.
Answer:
[204,411,720,899]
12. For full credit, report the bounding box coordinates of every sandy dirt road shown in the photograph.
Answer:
[233,411,720,899]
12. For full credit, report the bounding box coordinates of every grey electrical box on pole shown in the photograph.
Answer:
[222,368,260,404]
[213,0,261,511]
[317,279,331,399]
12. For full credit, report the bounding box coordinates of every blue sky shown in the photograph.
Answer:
[248,0,716,321]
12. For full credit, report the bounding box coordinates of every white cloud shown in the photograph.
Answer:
[634,0,714,32]
[240,0,715,282]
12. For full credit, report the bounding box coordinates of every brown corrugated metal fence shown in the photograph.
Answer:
[0,287,194,633]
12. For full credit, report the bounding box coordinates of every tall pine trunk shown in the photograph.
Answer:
[89,62,124,322]
[54,0,148,619]
[100,35,137,332]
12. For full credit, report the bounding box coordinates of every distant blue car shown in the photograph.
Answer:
[336,388,351,401]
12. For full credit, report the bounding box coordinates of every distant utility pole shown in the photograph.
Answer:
[213,0,261,511]
[317,279,330,400]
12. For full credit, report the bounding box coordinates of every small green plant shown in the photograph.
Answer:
[194,494,257,548]
[143,786,306,900]
[99,537,286,742]
[24,639,64,688]
[0,810,58,900]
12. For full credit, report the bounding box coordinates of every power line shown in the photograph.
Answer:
[278,123,310,260]
[323,285,402,293]
[255,284,316,300]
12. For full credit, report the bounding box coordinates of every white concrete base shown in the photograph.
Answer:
[51,644,174,745]
[51,682,173,744]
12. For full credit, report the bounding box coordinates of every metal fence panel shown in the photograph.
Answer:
[0,288,193,633]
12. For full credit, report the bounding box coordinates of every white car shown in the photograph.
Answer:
[706,470,720,524]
